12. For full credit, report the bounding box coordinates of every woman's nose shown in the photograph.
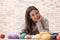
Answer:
[34,15,37,18]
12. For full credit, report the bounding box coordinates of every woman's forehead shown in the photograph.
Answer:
[30,10,38,14]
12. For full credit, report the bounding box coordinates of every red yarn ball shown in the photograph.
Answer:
[0,34,5,39]
[57,35,60,40]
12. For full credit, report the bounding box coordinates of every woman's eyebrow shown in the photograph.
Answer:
[36,11,39,13]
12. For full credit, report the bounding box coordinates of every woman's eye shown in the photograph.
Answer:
[32,14,34,16]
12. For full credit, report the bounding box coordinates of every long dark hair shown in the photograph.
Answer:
[25,6,39,35]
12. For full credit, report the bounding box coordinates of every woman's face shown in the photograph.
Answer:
[30,10,41,23]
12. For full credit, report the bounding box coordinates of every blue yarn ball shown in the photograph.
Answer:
[51,33,58,39]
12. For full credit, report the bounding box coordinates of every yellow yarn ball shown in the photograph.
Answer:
[35,34,41,40]
[35,32,51,40]
[41,34,51,40]
[39,32,49,35]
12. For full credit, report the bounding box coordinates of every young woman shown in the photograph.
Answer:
[20,6,49,39]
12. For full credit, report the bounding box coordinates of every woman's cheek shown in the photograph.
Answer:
[36,16,40,21]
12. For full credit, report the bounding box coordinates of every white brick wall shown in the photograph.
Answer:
[0,0,60,34]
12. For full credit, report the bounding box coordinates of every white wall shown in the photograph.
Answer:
[0,0,60,34]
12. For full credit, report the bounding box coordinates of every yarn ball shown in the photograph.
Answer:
[8,34,19,39]
[35,32,51,40]
[0,34,5,39]
[56,35,60,40]
[20,33,27,39]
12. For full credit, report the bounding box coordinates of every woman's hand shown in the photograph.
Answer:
[25,35,31,39]
[37,17,42,23]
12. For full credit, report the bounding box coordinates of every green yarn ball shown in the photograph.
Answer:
[20,33,27,39]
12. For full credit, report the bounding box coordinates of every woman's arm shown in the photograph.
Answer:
[43,19,49,32]
[40,17,49,32]
[36,17,49,32]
